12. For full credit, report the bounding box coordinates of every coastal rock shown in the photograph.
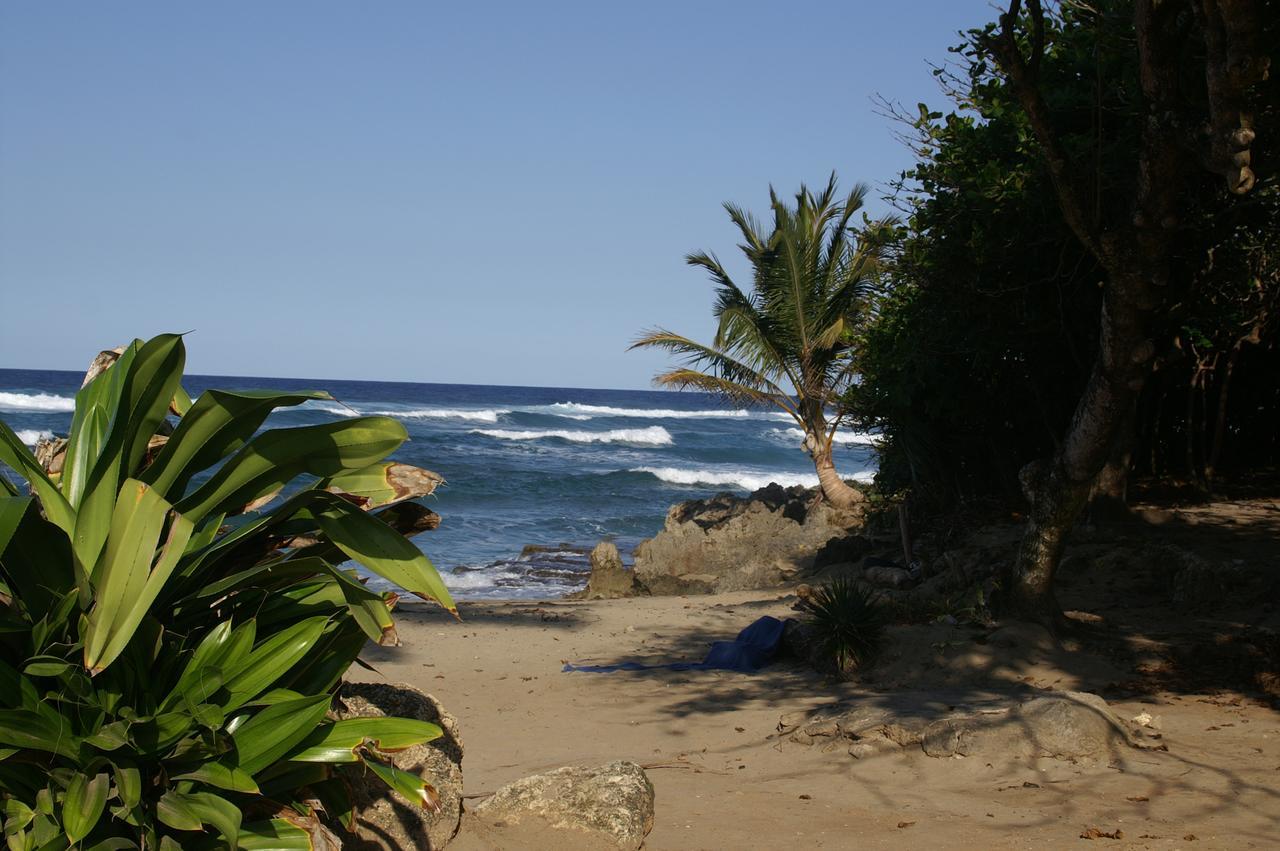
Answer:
[633,484,863,594]
[581,541,638,599]
[470,760,655,850]
[811,533,873,571]
[778,691,1154,763]
[334,682,463,850]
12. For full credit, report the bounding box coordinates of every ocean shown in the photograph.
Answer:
[0,369,877,600]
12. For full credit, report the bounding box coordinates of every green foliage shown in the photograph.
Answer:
[802,578,885,672]
[852,1,1279,503]
[0,335,455,849]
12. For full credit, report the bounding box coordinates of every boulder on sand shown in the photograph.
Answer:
[580,541,638,599]
[779,690,1159,763]
[470,760,655,850]
[632,484,864,595]
[335,682,464,850]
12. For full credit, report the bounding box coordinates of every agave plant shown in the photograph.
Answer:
[0,334,456,849]
[801,578,884,673]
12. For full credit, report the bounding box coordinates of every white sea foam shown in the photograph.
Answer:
[388,408,510,423]
[631,466,874,491]
[0,392,76,413]
[472,426,674,445]
[309,402,360,417]
[15,429,54,446]
[547,402,750,420]
[311,402,509,423]
[770,427,881,446]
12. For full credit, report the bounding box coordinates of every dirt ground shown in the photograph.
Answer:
[351,497,1280,849]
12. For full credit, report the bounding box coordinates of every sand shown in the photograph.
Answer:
[347,499,1280,849]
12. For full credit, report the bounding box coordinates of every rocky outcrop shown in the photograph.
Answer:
[778,691,1158,763]
[580,541,638,599]
[632,484,864,595]
[335,682,464,850]
[470,761,655,850]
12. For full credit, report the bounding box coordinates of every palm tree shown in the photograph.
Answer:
[632,174,890,510]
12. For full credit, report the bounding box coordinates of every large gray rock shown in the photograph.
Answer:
[335,682,464,850]
[471,760,654,850]
[779,691,1155,763]
[632,484,863,595]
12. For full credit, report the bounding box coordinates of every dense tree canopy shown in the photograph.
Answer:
[851,0,1277,512]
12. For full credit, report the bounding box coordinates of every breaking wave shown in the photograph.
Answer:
[630,466,873,491]
[546,402,750,420]
[770,427,880,446]
[15,429,54,446]
[0,392,76,413]
[473,426,674,445]
[311,402,509,423]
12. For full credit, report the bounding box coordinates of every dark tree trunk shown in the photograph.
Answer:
[985,0,1268,622]
[1090,401,1137,520]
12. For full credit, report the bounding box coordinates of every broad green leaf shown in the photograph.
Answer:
[63,343,140,508]
[221,617,327,711]
[83,480,194,674]
[314,494,456,613]
[171,762,259,794]
[288,717,442,763]
[0,496,31,557]
[0,422,75,536]
[0,709,79,759]
[113,764,142,809]
[174,417,408,525]
[236,819,314,851]
[61,771,109,844]
[0,508,76,619]
[143,389,333,502]
[363,757,442,812]
[73,334,185,571]
[230,694,331,775]
[320,462,443,510]
[162,620,254,712]
[155,792,241,846]
[318,564,395,644]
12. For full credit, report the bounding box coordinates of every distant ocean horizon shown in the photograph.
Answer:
[0,368,878,600]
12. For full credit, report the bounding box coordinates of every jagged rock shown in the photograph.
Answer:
[334,682,463,850]
[811,534,873,571]
[633,485,864,594]
[779,691,1154,763]
[863,565,914,589]
[581,541,638,599]
[471,761,655,850]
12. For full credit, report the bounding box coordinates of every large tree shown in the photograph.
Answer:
[979,0,1272,621]
[632,176,889,510]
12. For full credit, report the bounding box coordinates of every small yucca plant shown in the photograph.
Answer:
[802,578,884,672]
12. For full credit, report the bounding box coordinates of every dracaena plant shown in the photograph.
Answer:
[0,334,457,850]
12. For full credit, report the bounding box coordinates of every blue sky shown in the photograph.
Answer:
[1,1,989,389]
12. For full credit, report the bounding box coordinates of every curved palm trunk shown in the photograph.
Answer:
[811,443,865,510]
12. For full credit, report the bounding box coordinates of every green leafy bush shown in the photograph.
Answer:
[802,578,884,672]
[0,334,455,849]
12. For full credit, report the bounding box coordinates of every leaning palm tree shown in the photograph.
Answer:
[632,174,889,510]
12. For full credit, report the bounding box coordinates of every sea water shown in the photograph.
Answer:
[0,369,877,600]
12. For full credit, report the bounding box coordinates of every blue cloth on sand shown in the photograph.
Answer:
[562,615,787,674]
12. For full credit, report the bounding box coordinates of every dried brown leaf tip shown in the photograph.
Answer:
[1080,827,1123,840]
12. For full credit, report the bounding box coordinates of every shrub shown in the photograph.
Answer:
[801,578,884,672]
[0,334,455,849]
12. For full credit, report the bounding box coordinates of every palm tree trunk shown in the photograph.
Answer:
[811,445,864,510]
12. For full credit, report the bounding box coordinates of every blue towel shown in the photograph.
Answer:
[563,615,787,674]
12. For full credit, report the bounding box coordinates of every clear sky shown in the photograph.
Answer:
[1,1,990,389]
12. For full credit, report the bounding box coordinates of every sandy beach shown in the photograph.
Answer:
[353,565,1280,849]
